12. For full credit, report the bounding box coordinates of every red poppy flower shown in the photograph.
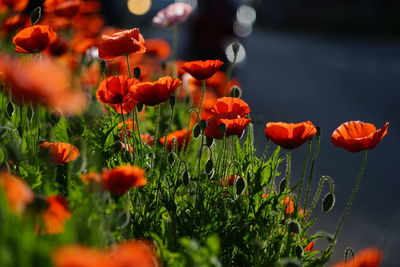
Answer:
[145,38,171,60]
[130,76,182,106]
[80,172,101,184]
[0,171,34,214]
[40,196,71,234]
[13,25,57,54]
[40,142,80,165]
[110,240,159,267]
[141,133,155,146]
[44,0,82,17]
[46,37,68,56]
[181,60,224,80]
[159,129,191,151]
[96,75,139,114]
[211,97,250,117]
[264,121,317,149]
[1,14,30,34]
[331,121,389,153]
[101,165,147,195]
[0,0,28,12]
[53,245,114,267]
[98,28,146,61]
[0,56,88,115]
[330,247,382,267]
[205,115,251,139]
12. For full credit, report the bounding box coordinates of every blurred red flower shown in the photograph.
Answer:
[110,240,159,267]
[330,247,382,267]
[96,75,139,114]
[101,165,147,195]
[44,0,82,17]
[40,142,80,165]
[0,0,28,12]
[264,121,317,149]
[98,28,146,61]
[53,245,115,267]
[130,76,181,106]
[331,121,389,152]
[0,171,34,214]
[40,196,71,234]
[145,38,171,60]
[181,60,224,80]
[159,129,191,151]
[13,25,57,54]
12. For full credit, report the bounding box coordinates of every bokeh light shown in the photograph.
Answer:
[236,5,256,26]
[127,0,152,15]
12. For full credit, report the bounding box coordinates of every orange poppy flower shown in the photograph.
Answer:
[80,172,101,184]
[145,38,171,60]
[111,240,159,267]
[331,121,389,153]
[98,28,146,61]
[0,0,28,12]
[330,247,382,267]
[40,195,71,234]
[130,76,182,106]
[159,129,191,151]
[181,60,224,80]
[53,245,115,267]
[0,171,34,214]
[40,142,80,165]
[13,25,57,54]
[101,165,147,195]
[264,121,317,149]
[0,56,88,115]
[44,0,82,17]
[96,75,139,114]
[141,133,155,146]
[221,174,240,187]
[211,97,250,118]
[280,196,295,214]
[80,0,102,14]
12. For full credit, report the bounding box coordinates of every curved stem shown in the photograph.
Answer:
[296,139,313,208]
[333,150,368,243]
[125,55,132,78]
[304,132,321,210]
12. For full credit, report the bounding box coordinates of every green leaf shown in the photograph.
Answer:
[322,193,335,213]
[53,116,69,142]
[30,7,41,25]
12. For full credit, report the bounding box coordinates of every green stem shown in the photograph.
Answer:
[198,80,206,118]
[285,150,292,188]
[151,105,161,174]
[333,150,368,243]
[296,139,313,208]
[126,55,132,78]
[304,132,321,211]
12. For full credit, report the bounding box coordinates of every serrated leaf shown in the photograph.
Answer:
[30,7,41,25]
[53,116,69,142]
[193,123,201,138]
[322,193,335,213]
[235,177,245,196]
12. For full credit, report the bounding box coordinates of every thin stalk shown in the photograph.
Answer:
[333,150,368,243]
[133,108,143,165]
[296,139,313,208]
[151,105,161,175]
[198,80,206,117]
[304,132,321,210]
[285,150,292,188]
[126,55,132,78]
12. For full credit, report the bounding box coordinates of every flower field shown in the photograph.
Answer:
[0,1,388,266]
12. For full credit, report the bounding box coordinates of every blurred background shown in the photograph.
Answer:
[26,0,400,265]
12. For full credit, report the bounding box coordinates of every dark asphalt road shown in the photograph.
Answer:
[239,28,400,266]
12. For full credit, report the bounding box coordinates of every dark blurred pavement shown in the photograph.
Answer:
[238,28,400,266]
